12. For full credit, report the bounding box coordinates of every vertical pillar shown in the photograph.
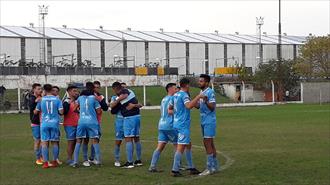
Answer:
[123,40,127,67]
[185,42,190,75]
[242,44,246,66]
[205,43,209,74]
[77,39,82,66]
[165,42,170,68]
[20,38,26,66]
[47,39,52,66]
[145,41,149,65]
[224,43,228,67]
[100,40,105,67]
[293,44,297,60]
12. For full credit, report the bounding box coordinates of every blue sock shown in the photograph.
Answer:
[135,141,142,160]
[114,144,120,161]
[35,147,41,160]
[172,151,182,172]
[207,154,214,170]
[92,143,101,162]
[213,155,219,170]
[185,149,194,169]
[41,145,49,162]
[90,144,95,160]
[82,144,88,161]
[73,143,81,164]
[52,145,59,161]
[126,141,133,163]
[150,149,161,168]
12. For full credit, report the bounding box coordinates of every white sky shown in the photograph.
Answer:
[0,0,329,36]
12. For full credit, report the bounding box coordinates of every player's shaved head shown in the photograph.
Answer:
[179,78,190,88]
[43,84,53,93]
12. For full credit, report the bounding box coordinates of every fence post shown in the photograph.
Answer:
[241,81,245,103]
[300,82,304,103]
[271,80,275,103]
[17,87,21,112]
[143,85,146,106]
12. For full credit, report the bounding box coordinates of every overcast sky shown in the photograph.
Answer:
[0,0,329,36]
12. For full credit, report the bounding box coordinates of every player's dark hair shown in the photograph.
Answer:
[200,74,211,83]
[112,82,122,89]
[179,78,190,87]
[93,81,101,86]
[32,83,41,89]
[43,84,52,93]
[52,86,60,91]
[85,82,94,91]
[120,82,127,86]
[67,85,78,91]
[165,83,176,92]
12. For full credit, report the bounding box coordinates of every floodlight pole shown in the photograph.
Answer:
[278,0,282,60]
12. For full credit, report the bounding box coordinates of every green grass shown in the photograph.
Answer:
[0,104,329,185]
[1,86,233,108]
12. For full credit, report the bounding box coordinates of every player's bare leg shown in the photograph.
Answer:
[199,138,214,176]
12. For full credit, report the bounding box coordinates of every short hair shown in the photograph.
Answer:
[165,83,177,92]
[43,84,52,92]
[93,81,101,86]
[200,74,211,83]
[85,82,94,91]
[32,83,41,89]
[120,82,127,86]
[67,85,78,92]
[52,86,60,91]
[179,78,190,87]
[112,82,122,89]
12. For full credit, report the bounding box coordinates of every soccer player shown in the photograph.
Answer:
[149,83,178,172]
[196,74,219,176]
[29,83,43,165]
[63,85,79,165]
[170,78,204,177]
[51,85,62,165]
[34,84,63,168]
[111,82,142,168]
[72,82,102,167]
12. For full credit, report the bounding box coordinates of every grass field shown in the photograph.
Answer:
[0,104,329,185]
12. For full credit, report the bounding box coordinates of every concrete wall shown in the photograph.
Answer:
[0,37,21,63]
[222,83,254,102]
[0,75,178,89]
[302,82,330,103]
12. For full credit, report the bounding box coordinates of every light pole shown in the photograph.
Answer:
[256,16,264,64]
[39,5,48,81]
[278,0,282,60]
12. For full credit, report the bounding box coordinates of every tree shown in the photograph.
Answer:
[294,36,330,79]
[254,59,300,101]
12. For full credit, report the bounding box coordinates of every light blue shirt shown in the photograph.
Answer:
[173,90,191,130]
[77,95,100,125]
[158,95,174,130]
[199,87,216,125]
[111,95,123,118]
[36,95,63,128]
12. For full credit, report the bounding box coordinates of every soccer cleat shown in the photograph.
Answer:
[121,161,134,169]
[171,170,183,177]
[134,160,143,166]
[42,162,50,169]
[56,159,63,165]
[148,167,162,173]
[66,159,74,165]
[114,161,121,167]
[188,168,201,175]
[70,163,78,168]
[179,165,187,171]
[50,160,59,168]
[88,157,94,162]
[199,169,212,176]
[35,159,43,165]
[82,161,91,167]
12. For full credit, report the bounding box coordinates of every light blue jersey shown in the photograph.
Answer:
[173,90,191,130]
[199,87,216,125]
[110,95,123,118]
[36,95,63,128]
[77,95,101,125]
[158,95,174,130]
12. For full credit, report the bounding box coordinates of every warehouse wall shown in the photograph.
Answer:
[263,44,277,62]
[127,41,145,67]
[25,38,41,63]
[81,40,101,67]
[208,44,224,74]
[104,41,123,67]
[169,42,186,75]
[245,44,258,71]
[302,82,330,103]
[52,39,77,65]
[227,44,242,67]
[281,45,294,60]
[148,42,166,65]
[189,43,205,74]
[0,37,21,64]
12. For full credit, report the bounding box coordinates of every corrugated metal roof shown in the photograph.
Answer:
[0,25,307,44]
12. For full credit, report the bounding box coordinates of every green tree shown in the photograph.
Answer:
[294,36,330,79]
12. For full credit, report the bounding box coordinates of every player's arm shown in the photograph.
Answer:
[58,99,64,115]
[94,98,102,114]
[185,94,204,109]
[126,103,143,110]
[205,92,216,111]
[96,95,109,111]
[96,107,102,114]
[63,101,70,115]
[33,102,41,115]
[110,93,128,108]
[168,97,174,115]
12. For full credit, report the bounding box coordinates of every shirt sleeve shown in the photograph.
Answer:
[94,98,101,109]
[168,96,174,106]
[99,98,109,111]
[183,93,190,105]
[63,101,70,115]
[57,99,63,110]
[35,101,41,111]
[208,90,216,103]
[28,96,36,110]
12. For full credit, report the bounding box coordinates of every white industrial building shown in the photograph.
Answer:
[0,25,306,75]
